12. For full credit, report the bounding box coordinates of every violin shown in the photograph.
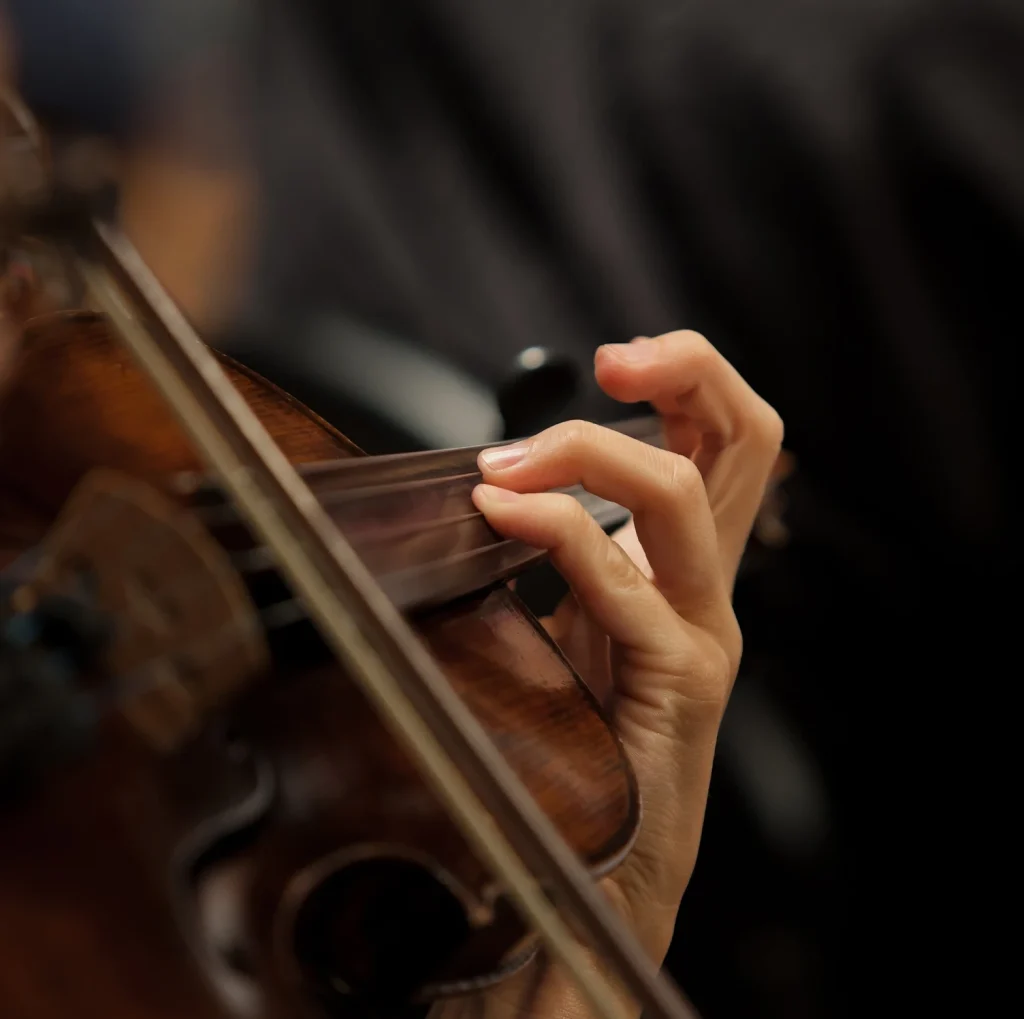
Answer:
[0,93,697,1019]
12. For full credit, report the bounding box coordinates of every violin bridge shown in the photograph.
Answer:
[20,468,269,751]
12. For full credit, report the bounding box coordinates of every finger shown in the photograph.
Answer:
[473,483,729,711]
[594,330,783,456]
[474,483,729,914]
[477,421,726,625]
[610,518,651,577]
[473,485,685,660]
[595,331,783,581]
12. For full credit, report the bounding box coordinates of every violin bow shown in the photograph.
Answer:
[2,103,698,1019]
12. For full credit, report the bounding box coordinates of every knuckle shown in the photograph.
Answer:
[550,418,601,456]
[605,540,649,595]
[549,491,589,532]
[664,452,705,503]
[642,444,704,509]
[667,685,725,736]
[664,327,711,351]
[634,633,730,712]
[676,627,736,700]
[669,642,732,719]
[674,330,718,372]
[631,661,726,742]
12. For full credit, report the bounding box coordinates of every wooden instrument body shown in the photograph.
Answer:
[0,313,639,1017]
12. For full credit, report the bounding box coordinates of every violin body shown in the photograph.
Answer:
[0,311,639,1017]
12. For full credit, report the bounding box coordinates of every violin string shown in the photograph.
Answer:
[180,418,653,577]
[226,509,484,574]
[7,455,633,728]
[4,493,302,712]
[9,500,491,715]
[7,486,627,698]
[284,414,666,485]
[70,483,632,718]
[183,415,664,528]
[107,513,303,708]
[223,490,629,583]
[191,468,484,530]
[209,483,629,582]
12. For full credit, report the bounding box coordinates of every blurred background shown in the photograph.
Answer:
[4,0,1017,1015]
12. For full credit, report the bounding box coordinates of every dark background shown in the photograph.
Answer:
[7,0,1018,1014]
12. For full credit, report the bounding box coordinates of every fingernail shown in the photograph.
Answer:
[474,483,521,503]
[600,338,657,362]
[479,444,528,470]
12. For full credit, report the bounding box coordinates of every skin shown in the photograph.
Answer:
[432,333,783,1019]
[1,28,784,1018]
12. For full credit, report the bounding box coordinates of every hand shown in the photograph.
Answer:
[542,333,784,707]
[441,331,782,1019]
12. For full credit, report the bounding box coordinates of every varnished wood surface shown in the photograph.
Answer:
[0,311,358,557]
[0,728,240,1019]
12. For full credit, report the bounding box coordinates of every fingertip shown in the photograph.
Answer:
[593,344,618,370]
[594,347,645,401]
[478,443,529,473]
[596,337,653,364]
[471,483,521,510]
[594,345,632,378]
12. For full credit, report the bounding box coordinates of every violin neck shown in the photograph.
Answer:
[184,417,662,613]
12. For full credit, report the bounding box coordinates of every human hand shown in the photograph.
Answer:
[542,332,785,706]
[446,331,782,1019]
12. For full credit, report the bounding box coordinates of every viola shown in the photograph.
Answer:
[0,92,697,1019]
